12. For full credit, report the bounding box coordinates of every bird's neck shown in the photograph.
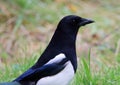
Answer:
[49,29,78,49]
[47,28,79,71]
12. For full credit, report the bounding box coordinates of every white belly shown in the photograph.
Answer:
[36,61,74,85]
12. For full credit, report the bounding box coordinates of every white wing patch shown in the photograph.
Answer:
[46,53,66,65]
[36,53,74,85]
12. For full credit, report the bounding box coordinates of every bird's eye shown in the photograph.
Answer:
[72,19,76,23]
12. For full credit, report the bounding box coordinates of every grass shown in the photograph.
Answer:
[72,56,120,85]
[1,52,120,85]
[0,53,39,82]
[0,0,120,85]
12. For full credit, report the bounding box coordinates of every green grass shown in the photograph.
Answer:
[0,52,120,85]
[0,53,39,82]
[71,56,120,85]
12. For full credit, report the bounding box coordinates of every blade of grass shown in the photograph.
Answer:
[13,15,23,33]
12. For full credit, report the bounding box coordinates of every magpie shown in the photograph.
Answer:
[0,15,94,85]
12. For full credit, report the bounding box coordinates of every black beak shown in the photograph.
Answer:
[79,18,94,26]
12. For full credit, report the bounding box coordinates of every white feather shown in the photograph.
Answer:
[46,53,66,65]
[36,54,74,85]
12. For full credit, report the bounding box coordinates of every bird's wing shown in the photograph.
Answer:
[14,53,68,82]
[0,82,21,85]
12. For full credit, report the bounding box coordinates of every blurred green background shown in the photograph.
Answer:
[0,0,120,84]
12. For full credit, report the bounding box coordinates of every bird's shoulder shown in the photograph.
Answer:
[45,53,66,65]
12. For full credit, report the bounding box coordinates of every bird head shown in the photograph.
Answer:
[57,15,94,33]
